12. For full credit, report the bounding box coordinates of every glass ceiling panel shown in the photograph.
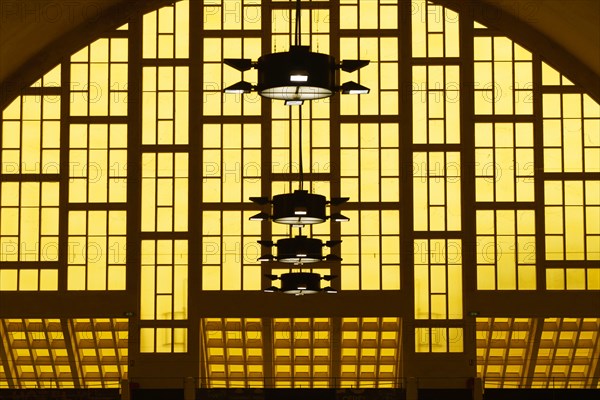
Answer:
[199,317,403,388]
[477,318,600,389]
[0,318,127,389]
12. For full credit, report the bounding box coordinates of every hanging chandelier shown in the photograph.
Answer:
[236,0,364,295]
[223,0,370,105]
[254,102,346,295]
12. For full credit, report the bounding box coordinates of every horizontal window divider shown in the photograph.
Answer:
[411,58,461,66]
[0,262,60,269]
[270,2,330,11]
[141,58,191,66]
[544,261,600,269]
[270,173,331,181]
[141,144,191,152]
[542,172,600,180]
[198,202,262,210]
[338,115,402,124]
[199,116,264,124]
[473,115,535,123]
[139,231,189,240]
[412,232,463,239]
[17,87,62,96]
[412,321,465,327]
[342,202,401,210]
[541,86,585,94]
[475,202,537,210]
[412,144,462,151]
[199,31,263,38]
[67,116,129,125]
[0,174,61,182]
[138,320,188,328]
[339,29,401,36]
[67,203,128,211]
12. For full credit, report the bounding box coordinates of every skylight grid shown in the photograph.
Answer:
[201,318,264,388]
[339,317,401,388]
[0,319,128,389]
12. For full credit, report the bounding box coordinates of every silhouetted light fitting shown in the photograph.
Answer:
[285,100,304,106]
[223,80,253,94]
[223,0,369,104]
[330,212,350,222]
[257,235,342,264]
[249,190,349,226]
[341,81,370,95]
[224,46,370,103]
[264,272,338,295]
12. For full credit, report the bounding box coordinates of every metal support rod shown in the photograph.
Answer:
[295,0,302,46]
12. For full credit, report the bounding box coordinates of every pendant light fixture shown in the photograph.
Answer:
[223,0,370,105]
[255,103,345,294]
[257,237,342,264]
[248,102,349,227]
[249,190,349,226]
[238,0,364,295]
[264,273,338,295]
[254,104,347,270]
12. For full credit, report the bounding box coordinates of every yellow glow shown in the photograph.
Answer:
[2,0,600,389]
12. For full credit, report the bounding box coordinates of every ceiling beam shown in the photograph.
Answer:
[61,318,82,389]
[2,291,599,319]
[523,318,544,388]
[0,320,16,388]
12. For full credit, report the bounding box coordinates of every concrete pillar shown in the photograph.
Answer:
[120,379,130,400]
[406,377,418,400]
[184,376,196,400]
[473,377,483,400]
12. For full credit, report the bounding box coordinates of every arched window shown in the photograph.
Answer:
[0,0,598,391]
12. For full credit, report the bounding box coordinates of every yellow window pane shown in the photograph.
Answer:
[448,328,463,352]
[39,269,58,291]
[566,268,586,290]
[546,269,565,290]
[0,270,18,291]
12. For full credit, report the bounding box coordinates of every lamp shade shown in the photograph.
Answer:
[279,272,322,295]
[276,236,323,264]
[257,46,336,101]
[272,190,327,225]
[224,80,254,94]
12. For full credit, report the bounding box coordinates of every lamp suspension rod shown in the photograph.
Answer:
[298,106,304,191]
[295,0,301,46]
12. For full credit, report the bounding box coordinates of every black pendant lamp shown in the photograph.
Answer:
[257,237,342,264]
[264,273,337,295]
[223,0,370,105]
[249,190,349,226]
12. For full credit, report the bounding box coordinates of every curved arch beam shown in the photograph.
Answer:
[1,0,599,106]
[436,0,600,102]
[0,0,174,110]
